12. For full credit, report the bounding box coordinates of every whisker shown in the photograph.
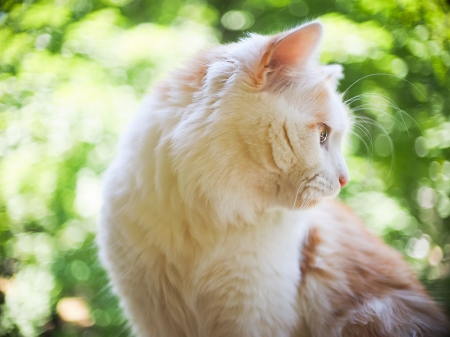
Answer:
[351,105,403,129]
[346,92,423,136]
[342,73,427,103]
[292,180,306,209]
[348,116,374,156]
[348,128,373,158]
[343,74,424,183]
[350,118,374,147]
[353,116,396,178]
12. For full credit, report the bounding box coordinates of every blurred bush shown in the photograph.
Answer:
[0,0,449,336]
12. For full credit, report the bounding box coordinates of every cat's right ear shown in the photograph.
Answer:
[255,22,323,85]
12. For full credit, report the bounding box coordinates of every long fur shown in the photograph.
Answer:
[97,22,449,336]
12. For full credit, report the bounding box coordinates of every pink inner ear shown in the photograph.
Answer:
[270,22,323,68]
[256,47,276,83]
[255,22,323,86]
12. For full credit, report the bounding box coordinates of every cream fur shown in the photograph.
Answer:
[97,22,449,337]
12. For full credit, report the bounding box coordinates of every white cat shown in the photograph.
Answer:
[97,21,449,336]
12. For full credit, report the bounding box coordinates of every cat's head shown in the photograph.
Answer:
[170,22,349,223]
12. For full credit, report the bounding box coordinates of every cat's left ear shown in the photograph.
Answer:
[255,21,323,84]
[322,64,344,87]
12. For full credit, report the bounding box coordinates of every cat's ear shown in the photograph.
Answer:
[256,21,323,84]
[322,64,344,87]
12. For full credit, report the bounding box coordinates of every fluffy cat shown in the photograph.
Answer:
[97,22,450,336]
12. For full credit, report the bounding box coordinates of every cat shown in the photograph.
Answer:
[97,21,450,336]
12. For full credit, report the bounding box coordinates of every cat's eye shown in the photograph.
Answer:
[318,123,328,144]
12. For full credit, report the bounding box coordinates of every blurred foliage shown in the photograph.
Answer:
[0,0,449,335]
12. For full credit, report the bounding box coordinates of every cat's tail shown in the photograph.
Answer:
[338,289,450,337]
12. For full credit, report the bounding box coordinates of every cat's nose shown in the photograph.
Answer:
[339,176,348,188]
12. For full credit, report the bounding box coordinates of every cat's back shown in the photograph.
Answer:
[303,198,421,293]
[300,199,449,336]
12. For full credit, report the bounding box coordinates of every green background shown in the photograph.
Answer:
[0,0,449,335]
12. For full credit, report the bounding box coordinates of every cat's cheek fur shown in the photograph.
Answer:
[268,118,296,172]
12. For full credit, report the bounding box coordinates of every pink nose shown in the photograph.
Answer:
[339,176,348,188]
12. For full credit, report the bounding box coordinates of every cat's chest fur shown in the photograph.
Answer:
[186,212,310,336]
[102,203,312,336]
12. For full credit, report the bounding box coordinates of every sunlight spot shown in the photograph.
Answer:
[390,58,408,78]
[428,246,443,266]
[0,277,13,294]
[436,196,450,218]
[443,161,450,180]
[407,235,430,259]
[429,161,440,181]
[221,10,254,31]
[374,134,391,157]
[74,168,101,218]
[414,25,429,41]
[70,260,91,281]
[417,187,437,209]
[57,297,93,327]
[415,136,428,157]
[92,309,111,326]
[58,221,87,251]
[289,1,309,17]
[3,267,54,336]
[35,34,51,50]
[408,40,429,59]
